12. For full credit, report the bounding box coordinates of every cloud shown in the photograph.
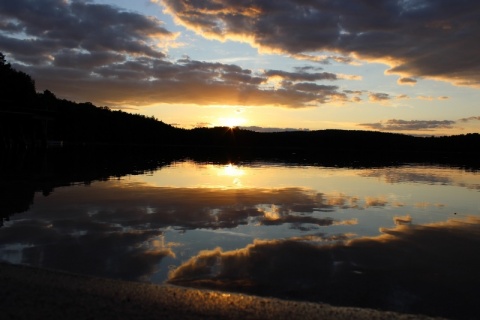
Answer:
[194,122,212,128]
[415,95,448,101]
[368,92,391,102]
[417,95,435,101]
[264,70,338,82]
[459,116,480,122]
[0,0,172,61]
[13,51,348,108]
[167,217,480,317]
[0,0,356,108]
[397,77,417,86]
[359,119,456,131]
[343,90,364,95]
[291,53,356,65]
[161,0,480,86]
[337,73,362,81]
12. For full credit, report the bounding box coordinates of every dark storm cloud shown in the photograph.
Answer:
[162,0,480,86]
[167,217,480,317]
[0,0,354,108]
[359,119,456,131]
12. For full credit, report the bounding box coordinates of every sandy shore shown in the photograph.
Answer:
[0,263,444,320]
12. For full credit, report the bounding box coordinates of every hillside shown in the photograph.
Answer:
[1,52,479,158]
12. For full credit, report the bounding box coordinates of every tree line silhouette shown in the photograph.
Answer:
[1,51,479,159]
[1,52,178,148]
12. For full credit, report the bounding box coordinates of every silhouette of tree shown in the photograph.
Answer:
[0,53,36,108]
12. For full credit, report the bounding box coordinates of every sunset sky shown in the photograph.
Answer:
[1,0,479,135]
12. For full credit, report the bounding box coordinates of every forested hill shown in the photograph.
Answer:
[0,53,176,147]
[1,52,479,157]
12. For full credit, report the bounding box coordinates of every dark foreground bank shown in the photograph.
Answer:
[0,263,443,320]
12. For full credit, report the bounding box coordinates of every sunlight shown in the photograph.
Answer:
[219,117,246,128]
[220,164,245,177]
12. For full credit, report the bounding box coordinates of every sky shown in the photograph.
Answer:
[1,0,479,136]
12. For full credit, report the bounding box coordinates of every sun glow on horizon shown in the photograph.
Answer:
[218,117,247,128]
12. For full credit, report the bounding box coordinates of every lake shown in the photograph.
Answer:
[1,158,479,319]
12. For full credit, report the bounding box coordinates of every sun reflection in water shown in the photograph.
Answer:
[220,164,245,177]
[216,163,245,187]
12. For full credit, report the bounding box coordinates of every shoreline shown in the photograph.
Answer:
[0,263,444,320]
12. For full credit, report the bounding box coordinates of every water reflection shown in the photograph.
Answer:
[360,166,480,190]
[168,217,480,319]
[0,183,359,280]
[0,219,173,281]
[1,160,479,319]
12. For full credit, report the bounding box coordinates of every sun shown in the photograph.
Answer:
[219,117,246,128]
[223,164,245,177]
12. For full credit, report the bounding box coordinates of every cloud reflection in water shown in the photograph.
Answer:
[0,218,174,281]
[168,217,480,319]
[0,182,359,281]
[20,182,360,231]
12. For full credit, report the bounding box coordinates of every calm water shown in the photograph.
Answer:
[1,160,480,318]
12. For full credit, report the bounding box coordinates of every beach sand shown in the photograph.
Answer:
[0,263,444,320]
